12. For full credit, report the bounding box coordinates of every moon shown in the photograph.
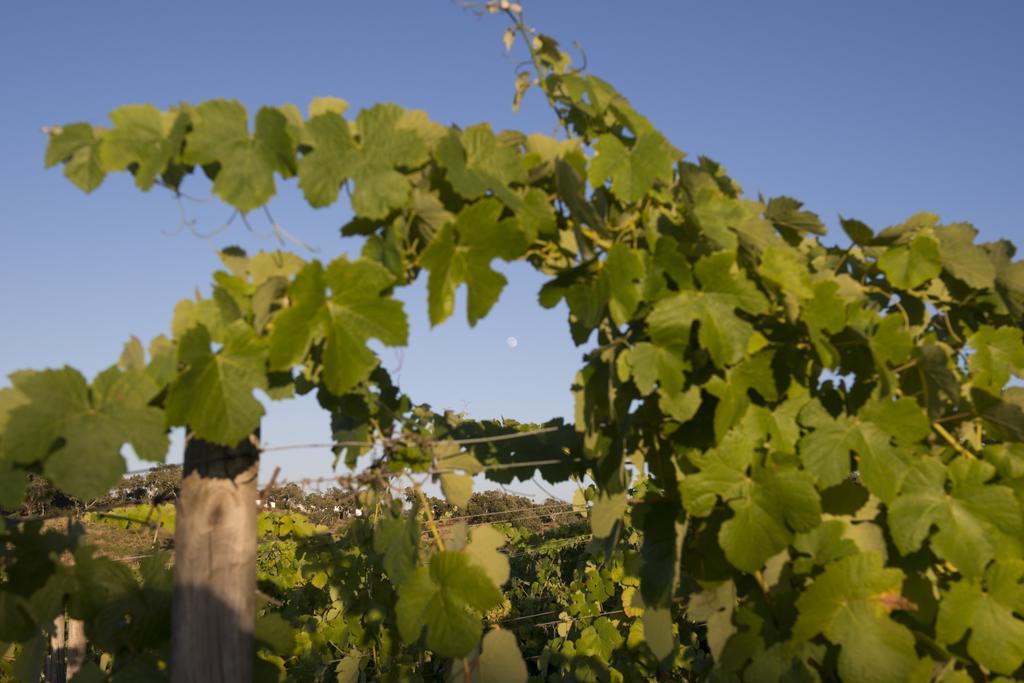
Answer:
[506,336,519,348]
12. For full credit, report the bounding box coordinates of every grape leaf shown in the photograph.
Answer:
[798,415,859,488]
[268,261,326,370]
[888,458,1022,578]
[604,243,645,326]
[297,112,354,207]
[476,629,528,683]
[935,223,997,290]
[268,257,408,395]
[396,551,502,657]
[681,432,820,572]
[764,196,826,236]
[101,104,188,190]
[878,234,941,290]
[183,100,289,212]
[464,524,509,587]
[420,198,530,326]
[590,491,627,539]
[625,342,686,397]
[164,321,267,445]
[44,124,105,192]
[718,469,820,573]
[794,553,919,683]
[647,252,768,367]
[588,132,673,203]
[2,366,166,499]
[436,123,526,201]
[936,559,1024,675]
[373,514,419,585]
[323,262,407,393]
[325,104,428,219]
[440,473,472,508]
[968,325,1024,394]
[759,246,813,299]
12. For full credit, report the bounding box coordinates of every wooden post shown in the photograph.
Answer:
[170,432,259,683]
[65,618,85,678]
[43,613,66,683]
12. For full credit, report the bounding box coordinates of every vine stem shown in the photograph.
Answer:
[505,7,572,139]
[932,422,976,460]
[415,485,446,551]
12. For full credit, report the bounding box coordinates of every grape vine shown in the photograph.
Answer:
[3,3,1024,681]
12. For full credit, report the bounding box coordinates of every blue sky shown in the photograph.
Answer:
[2,1,1022,491]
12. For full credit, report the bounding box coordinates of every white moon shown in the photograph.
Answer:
[506,336,519,348]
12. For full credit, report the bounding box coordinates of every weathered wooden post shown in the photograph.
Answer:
[43,613,66,683]
[65,618,85,678]
[170,432,259,683]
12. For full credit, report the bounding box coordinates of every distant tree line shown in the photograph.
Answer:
[6,470,578,534]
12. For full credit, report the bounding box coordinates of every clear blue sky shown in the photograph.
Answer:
[2,1,1022,489]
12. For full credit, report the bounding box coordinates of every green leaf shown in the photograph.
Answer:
[45,124,105,192]
[983,442,1024,479]
[692,188,745,250]
[968,325,1024,394]
[859,397,931,447]
[759,246,812,299]
[590,492,627,538]
[2,366,166,499]
[322,258,408,394]
[853,423,910,504]
[719,469,820,573]
[440,473,472,508]
[868,314,913,371]
[626,342,685,396]
[764,196,826,236]
[642,606,675,663]
[681,432,820,572]
[183,100,283,212]
[296,112,354,207]
[647,252,768,367]
[935,559,1024,675]
[803,280,848,335]
[254,612,295,655]
[308,96,349,117]
[476,629,528,683]
[840,217,874,245]
[878,234,942,289]
[685,581,736,662]
[588,132,673,203]
[0,461,27,507]
[604,244,645,326]
[464,524,509,588]
[212,141,277,213]
[164,322,267,445]
[396,551,502,657]
[420,199,530,326]
[935,223,997,290]
[798,415,860,489]
[373,514,419,585]
[888,458,1022,578]
[102,104,188,190]
[437,124,526,201]
[794,553,919,683]
[658,385,703,423]
[640,502,683,606]
[184,99,248,164]
[268,261,326,370]
[324,104,428,219]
